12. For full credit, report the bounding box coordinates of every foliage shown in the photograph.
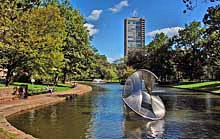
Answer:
[26,5,66,82]
[113,58,127,82]
[173,21,206,80]
[126,7,219,82]
[203,5,220,67]
[114,58,135,82]
[0,0,117,86]
[127,49,145,69]
[0,0,25,86]
[123,66,136,80]
[145,33,175,81]
[0,2,66,86]
[92,54,108,79]
[89,53,118,80]
[59,0,96,82]
[127,33,175,82]
[105,65,118,81]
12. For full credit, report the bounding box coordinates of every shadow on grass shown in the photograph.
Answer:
[176,81,202,86]
[55,84,71,87]
[193,83,220,92]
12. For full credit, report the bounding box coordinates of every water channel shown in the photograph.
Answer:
[8,83,220,139]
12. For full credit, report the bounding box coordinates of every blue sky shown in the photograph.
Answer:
[70,0,218,62]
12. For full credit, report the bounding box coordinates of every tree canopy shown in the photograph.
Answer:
[0,0,118,86]
[0,1,66,85]
[125,5,220,82]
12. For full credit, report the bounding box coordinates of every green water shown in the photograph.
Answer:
[8,84,220,139]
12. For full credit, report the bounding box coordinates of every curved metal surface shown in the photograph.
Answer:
[122,69,165,120]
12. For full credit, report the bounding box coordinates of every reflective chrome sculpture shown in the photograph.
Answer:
[123,119,165,138]
[122,69,165,120]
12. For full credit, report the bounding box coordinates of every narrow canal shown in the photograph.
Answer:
[8,83,220,139]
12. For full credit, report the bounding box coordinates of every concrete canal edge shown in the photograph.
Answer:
[0,84,92,139]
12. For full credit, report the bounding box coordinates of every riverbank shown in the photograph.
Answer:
[0,84,92,139]
[168,81,220,94]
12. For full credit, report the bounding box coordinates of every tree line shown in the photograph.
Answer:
[0,0,118,86]
[126,5,220,82]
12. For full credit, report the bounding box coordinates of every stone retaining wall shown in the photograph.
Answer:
[0,87,13,95]
[0,87,17,103]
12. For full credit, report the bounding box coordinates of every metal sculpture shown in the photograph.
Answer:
[123,119,165,138]
[122,69,165,120]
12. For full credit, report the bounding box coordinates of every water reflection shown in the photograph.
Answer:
[7,84,220,139]
[123,117,165,139]
[8,94,94,139]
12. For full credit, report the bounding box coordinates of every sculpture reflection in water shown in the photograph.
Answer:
[122,69,165,120]
[123,118,165,139]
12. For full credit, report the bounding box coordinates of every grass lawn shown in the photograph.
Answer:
[54,83,72,92]
[0,83,4,87]
[174,81,220,93]
[12,82,72,95]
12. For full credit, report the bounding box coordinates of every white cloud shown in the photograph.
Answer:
[88,10,103,21]
[131,10,138,17]
[146,27,184,38]
[107,57,120,63]
[84,23,99,36]
[109,0,128,13]
[107,57,115,63]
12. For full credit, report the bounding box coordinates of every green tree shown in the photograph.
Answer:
[93,54,109,79]
[127,33,175,82]
[203,5,220,80]
[127,48,145,69]
[203,5,220,67]
[114,58,135,83]
[0,0,32,86]
[113,58,127,82]
[59,0,94,82]
[105,65,118,81]
[174,21,206,80]
[148,33,175,82]
[123,66,136,81]
[0,3,65,86]
[27,5,65,82]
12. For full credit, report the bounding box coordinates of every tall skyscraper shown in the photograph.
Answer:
[124,17,145,57]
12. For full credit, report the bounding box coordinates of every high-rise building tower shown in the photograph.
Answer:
[124,17,145,57]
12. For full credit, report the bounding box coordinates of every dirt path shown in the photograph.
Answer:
[0,84,92,139]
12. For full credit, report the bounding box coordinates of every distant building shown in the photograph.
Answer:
[124,17,145,57]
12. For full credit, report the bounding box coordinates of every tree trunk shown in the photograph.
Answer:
[62,70,67,84]
[54,73,58,86]
[5,69,12,86]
